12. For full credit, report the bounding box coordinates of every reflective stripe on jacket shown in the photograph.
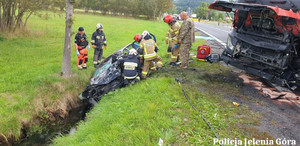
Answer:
[139,39,158,61]
[123,55,139,79]
[91,30,107,48]
[75,33,88,48]
[166,21,181,42]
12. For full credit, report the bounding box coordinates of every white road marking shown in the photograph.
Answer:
[195,26,227,47]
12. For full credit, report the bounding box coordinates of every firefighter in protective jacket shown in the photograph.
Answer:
[120,49,140,85]
[91,23,107,68]
[138,31,163,79]
[164,15,181,64]
[75,27,89,69]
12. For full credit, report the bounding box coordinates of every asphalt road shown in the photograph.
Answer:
[194,22,232,46]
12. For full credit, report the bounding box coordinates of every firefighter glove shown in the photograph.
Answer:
[174,44,178,49]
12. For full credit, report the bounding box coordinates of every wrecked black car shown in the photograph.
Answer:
[80,33,158,105]
[80,43,134,104]
[209,0,300,90]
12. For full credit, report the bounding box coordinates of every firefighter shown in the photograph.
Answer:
[74,27,89,70]
[164,14,181,63]
[138,31,163,79]
[132,34,142,50]
[178,11,195,69]
[91,23,107,68]
[120,49,140,85]
[133,33,157,75]
[141,31,157,43]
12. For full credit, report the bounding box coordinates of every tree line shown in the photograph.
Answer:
[0,0,52,32]
[195,2,228,22]
[174,0,214,12]
[0,0,173,32]
[74,0,173,21]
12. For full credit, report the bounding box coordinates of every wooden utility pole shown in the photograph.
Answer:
[61,0,74,78]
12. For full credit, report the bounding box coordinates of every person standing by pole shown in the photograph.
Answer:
[74,27,89,70]
[178,11,195,69]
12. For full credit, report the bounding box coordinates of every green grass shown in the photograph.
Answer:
[53,60,270,145]
[1,11,269,144]
[0,11,170,139]
[52,35,270,145]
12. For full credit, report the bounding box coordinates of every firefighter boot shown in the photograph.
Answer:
[167,47,172,58]
[83,64,87,69]
[124,79,129,85]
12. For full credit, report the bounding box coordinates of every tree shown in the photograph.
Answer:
[174,0,214,12]
[196,2,209,19]
[157,0,173,21]
[69,0,173,20]
[147,0,173,21]
[54,0,66,11]
[218,13,225,21]
[209,10,217,21]
[0,0,50,32]
[61,0,74,78]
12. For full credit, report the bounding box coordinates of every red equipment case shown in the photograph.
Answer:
[196,45,211,61]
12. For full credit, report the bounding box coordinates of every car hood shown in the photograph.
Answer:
[209,1,300,19]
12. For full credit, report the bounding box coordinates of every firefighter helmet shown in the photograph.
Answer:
[134,34,142,42]
[163,15,173,24]
[96,23,103,30]
[142,31,150,39]
[129,49,137,55]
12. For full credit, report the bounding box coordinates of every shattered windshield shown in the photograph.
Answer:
[93,58,112,79]
[90,56,122,86]
[89,44,133,86]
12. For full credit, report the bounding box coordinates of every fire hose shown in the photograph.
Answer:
[175,78,222,146]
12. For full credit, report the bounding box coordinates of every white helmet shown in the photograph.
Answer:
[96,23,103,30]
[142,31,150,37]
[129,49,137,55]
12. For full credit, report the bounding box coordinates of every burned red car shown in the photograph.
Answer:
[209,0,300,90]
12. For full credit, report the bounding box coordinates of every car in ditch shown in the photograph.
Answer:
[80,33,157,105]
[80,43,133,105]
[209,0,300,90]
